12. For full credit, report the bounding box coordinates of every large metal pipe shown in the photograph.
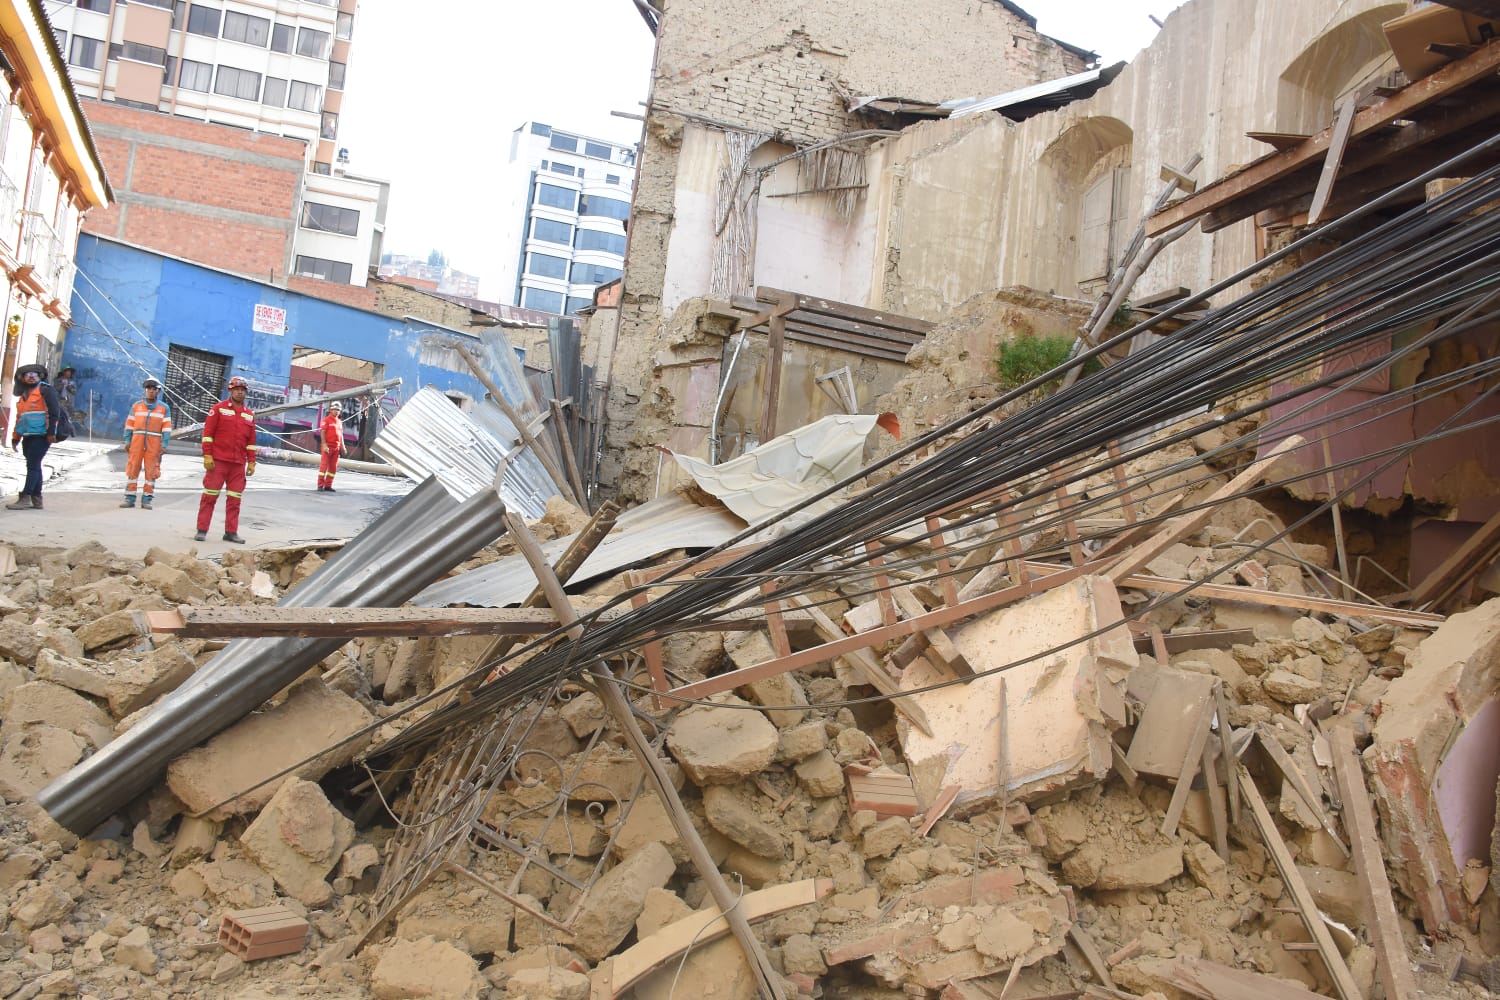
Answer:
[37,476,506,835]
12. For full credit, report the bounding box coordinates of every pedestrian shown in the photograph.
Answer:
[55,366,79,417]
[195,375,257,543]
[316,400,346,491]
[120,376,173,509]
[7,364,60,510]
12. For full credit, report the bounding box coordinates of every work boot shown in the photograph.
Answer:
[6,495,30,510]
[193,530,206,542]
[324,486,336,493]
[141,497,153,510]
[120,496,136,508]
[222,532,246,544]
[30,496,41,509]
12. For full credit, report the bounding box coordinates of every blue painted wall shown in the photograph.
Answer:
[64,235,489,442]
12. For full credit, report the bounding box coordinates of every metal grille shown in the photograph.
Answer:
[165,344,229,425]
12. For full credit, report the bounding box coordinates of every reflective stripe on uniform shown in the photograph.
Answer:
[202,489,221,497]
[226,490,243,498]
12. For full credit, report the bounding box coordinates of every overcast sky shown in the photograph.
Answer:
[337,1,1179,299]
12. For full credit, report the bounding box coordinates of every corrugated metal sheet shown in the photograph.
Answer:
[414,494,745,608]
[671,414,881,526]
[947,66,1113,118]
[372,386,555,517]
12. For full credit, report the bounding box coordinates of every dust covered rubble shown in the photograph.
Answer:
[0,493,1487,1000]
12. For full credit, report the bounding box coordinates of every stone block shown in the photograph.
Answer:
[3,681,113,748]
[507,967,589,1000]
[777,721,827,762]
[74,611,139,653]
[1096,846,1184,890]
[115,925,157,975]
[33,649,111,698]
[105,644,197,718]
[666,698,778,786]
[240,777,355,906]
[167,679,374,819]
[570,840,675,962]
[0,724,88,800]
[703,784,785,859]
[0,620,40,664]
[371,935,486,1000]
[395,875,512,955]
[861,816,912,860]
[793,750,843,798]
[139,562,207,604]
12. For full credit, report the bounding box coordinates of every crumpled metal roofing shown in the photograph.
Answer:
[669,413,882,526]
[413,493,744,608]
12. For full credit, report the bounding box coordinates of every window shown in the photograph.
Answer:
[526,253,568,280]
[301,201,359,237]
[68,36,105,71]
[172,1,186,29]
[295,255,352,283]
[222,11,270,47]
[185,5,220,37]
[522,287,564,313]
[262,76,287,107]
[584,141,612,160]
[213,65,261,101]
[320,113,337,140]
[549,162,575,177]
[606,174,621,185]
[76,0,111,11]
[579,194,630,221]
[296,27,330,58]
[530,122,551,137]
[327,61,346,91]
[567,296,593,315]
[575,228,626,255]
[121,41,168,65]
[270,23,294,53]
[535,183,576,211]
[531,218,572,245]
[336,12,354,39]
[311,161,331,175]
[178,59,212,92]
[549,133,577,154]
[287,81,320,112]
[571,262,621,285]
[133,0,174,8]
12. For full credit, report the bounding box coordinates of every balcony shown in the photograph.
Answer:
[0,168,20,255]
[19,211,74,305]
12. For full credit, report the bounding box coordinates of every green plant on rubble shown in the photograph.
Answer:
[995,332,1078,392]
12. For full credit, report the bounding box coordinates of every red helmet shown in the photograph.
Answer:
[227,376,249,390]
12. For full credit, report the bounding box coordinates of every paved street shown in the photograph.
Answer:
[0,440,412,558]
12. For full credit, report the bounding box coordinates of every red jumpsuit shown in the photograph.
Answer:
[197,397,258,534]
[123,399,173,501]
[317,410,345,489]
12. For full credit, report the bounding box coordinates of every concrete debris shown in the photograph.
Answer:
[370,935,487,999]
[240,777,355,906]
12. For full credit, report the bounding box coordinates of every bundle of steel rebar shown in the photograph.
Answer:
[373,135,1500,758]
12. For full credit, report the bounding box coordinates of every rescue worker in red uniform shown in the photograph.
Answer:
[121,376,173,509]
[316,399,346,492]
[195,375,257,543]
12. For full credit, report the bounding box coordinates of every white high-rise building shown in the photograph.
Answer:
[46,0,382,287]
[496,122,636,316]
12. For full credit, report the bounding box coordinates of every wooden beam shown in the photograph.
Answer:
[137,604,813,639]
[1107,435,1303,583]
[757,298,789,445]
[1306,96,1358,225]
[757,286,935,335]
[1238,767,1366,1000]
[594,878,833,998]
[1146,40,1500,236]
[1162,692,1215,837]
[1256,725,1350,858]
[1328,725,1420,1000]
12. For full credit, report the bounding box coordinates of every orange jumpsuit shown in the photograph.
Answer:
[123,399,172,502]
[317,410,345,489]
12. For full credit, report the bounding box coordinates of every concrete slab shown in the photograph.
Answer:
[0,443,409,559]
[898,575,1137,814]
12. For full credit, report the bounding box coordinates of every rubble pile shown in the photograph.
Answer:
[0,456,1496,1000]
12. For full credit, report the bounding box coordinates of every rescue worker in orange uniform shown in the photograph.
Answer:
[195,375,258,543]
[120,376,173,509]
[316,399,346,491]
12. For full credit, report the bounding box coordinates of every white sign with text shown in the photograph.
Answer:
[253,303,287,336]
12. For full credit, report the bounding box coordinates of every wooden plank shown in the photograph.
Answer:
[915,785,960,837]
[1068,925,1117,990]
[1216,684,1241,827]
[1328,725,1420,1000]
[1306,96,1358,225]
[626,571,670,704]
[1107,435,1303,583]
[925,515,961,607]
[1408,507,1500,610]
[1050,465,1087,565]
[758,286,936,336]
[1202,733,1229,860]
[595,878,833,998]
[1146,40,1500,236]
[1130,628,1256,655]
[1162,692,1215,837]
[1256,725,1351,859]
[1166,957,1337,999]
[758,302,788,445]
[892,589,973,678]
[1126,669,1218,778]
[1238,767,1366,1000]
[138,604,815,639]
[1247,131,1312,151]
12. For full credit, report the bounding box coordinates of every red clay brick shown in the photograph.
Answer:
[218,905,309,961]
